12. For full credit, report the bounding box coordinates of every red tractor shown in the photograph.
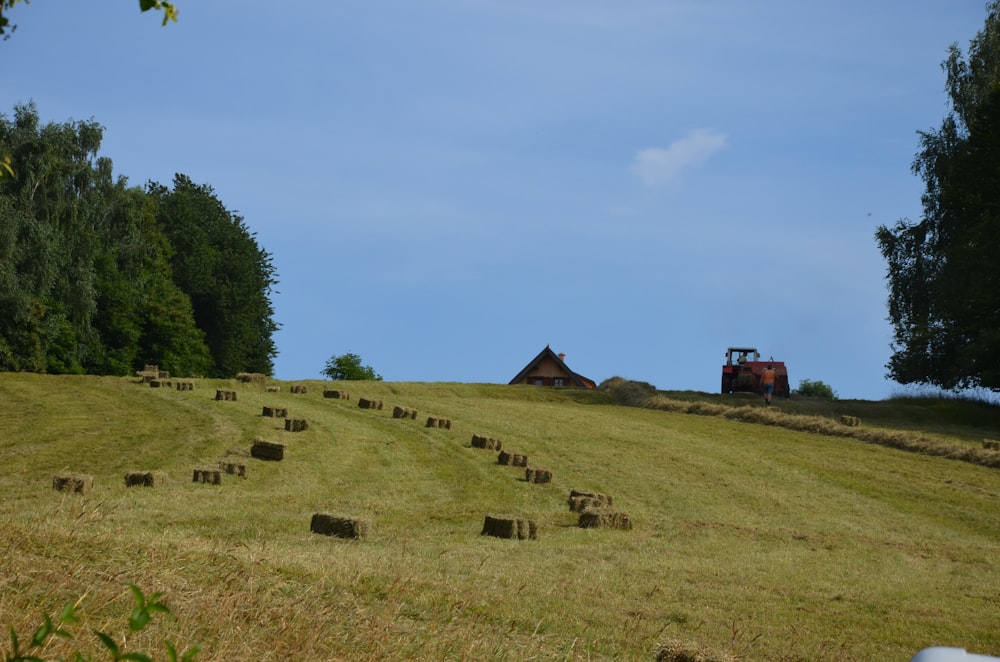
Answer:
[721,347,790,397]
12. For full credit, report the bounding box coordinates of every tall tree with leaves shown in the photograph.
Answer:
[0,102,212,376]
[876,1,1000,390]
[149,175,279,377]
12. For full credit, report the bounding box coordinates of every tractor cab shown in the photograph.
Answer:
[726,347,760,366]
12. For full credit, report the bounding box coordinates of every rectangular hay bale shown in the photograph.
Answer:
[285,418,308,432]
[578,508,632,531]
[125,471,166,488]
[525,467,553,484]
[192,469,222,485]
[250,437,285,461]
[310,513,368,539]
[568,489,613,512]
[52,473,94,494]
[497,450,528,466]
[481,514,537,540]
[219,461,247,478]
[471,434,501,451]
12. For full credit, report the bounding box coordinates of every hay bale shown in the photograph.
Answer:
[497,450,528,467]
[250,437,285,461]
[392,405,418,419]
[285,418,308,432]
[52,473,93,494]
[192,469,222,485]
[568,489,613,512]
[144,364,159,374]
[262,405,289,418]
[656,640,738,662]
[578,508,632,530]
[525,467,553,484]
[124,471,166,488]
[840,415,861,427]
[158,370,170,379]
[471,434,502,451]
[176,381,194,391]
[236,372,267,384]
[150,379,173,388]
[215,389,237,401]
[310,513,369,539]
[358,398,383,410]
[218,461,247,478]
[265,386,280,393]
[290,384,308,394]
[481,514,537,540]
[323,389,349,400]
[983,439,1000,450]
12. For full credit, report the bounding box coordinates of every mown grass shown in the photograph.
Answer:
[1,374,998,661]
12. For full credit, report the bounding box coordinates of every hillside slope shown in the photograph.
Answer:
[1,375,998,661]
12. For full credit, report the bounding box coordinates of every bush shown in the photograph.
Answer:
[321,352,382,381]
[797,379,837,399]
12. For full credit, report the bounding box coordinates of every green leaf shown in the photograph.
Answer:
[94,630,120,657]
[9,624,21,655]
[30,614,52,647]
[138,0,157,12]
[181,644,201,661]
[59,601,80,626]
[128,584,146,606]
[129,608,151,632]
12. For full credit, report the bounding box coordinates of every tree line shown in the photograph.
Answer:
[0,101,279,377]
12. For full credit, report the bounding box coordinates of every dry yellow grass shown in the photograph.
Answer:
[0,375,998,660]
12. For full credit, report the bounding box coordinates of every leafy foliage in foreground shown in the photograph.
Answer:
[4,585,198,662]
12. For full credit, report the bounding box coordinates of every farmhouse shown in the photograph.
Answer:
[509,345,596,389]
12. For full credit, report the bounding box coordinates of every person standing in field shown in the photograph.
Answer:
[761,364,776,405]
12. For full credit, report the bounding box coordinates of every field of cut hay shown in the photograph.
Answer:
[0,374,998,661]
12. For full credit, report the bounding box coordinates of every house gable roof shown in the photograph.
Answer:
[508,345,596,389]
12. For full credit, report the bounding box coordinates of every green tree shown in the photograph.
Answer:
[322,353,383,381]
[149,175,279,377]
[876,1,1000,391]
[796,379,837,399]
[0,102,212,376]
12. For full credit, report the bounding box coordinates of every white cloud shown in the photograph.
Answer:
[631,129,728,187]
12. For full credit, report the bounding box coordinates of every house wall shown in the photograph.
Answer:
[515,357,573,387]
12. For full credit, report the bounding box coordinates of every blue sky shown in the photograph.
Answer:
[2,1,990,399]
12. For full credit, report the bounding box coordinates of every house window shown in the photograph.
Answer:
[553,378,564,387]
[534,378,544,386]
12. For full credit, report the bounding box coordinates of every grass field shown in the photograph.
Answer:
[1,374,998,661]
